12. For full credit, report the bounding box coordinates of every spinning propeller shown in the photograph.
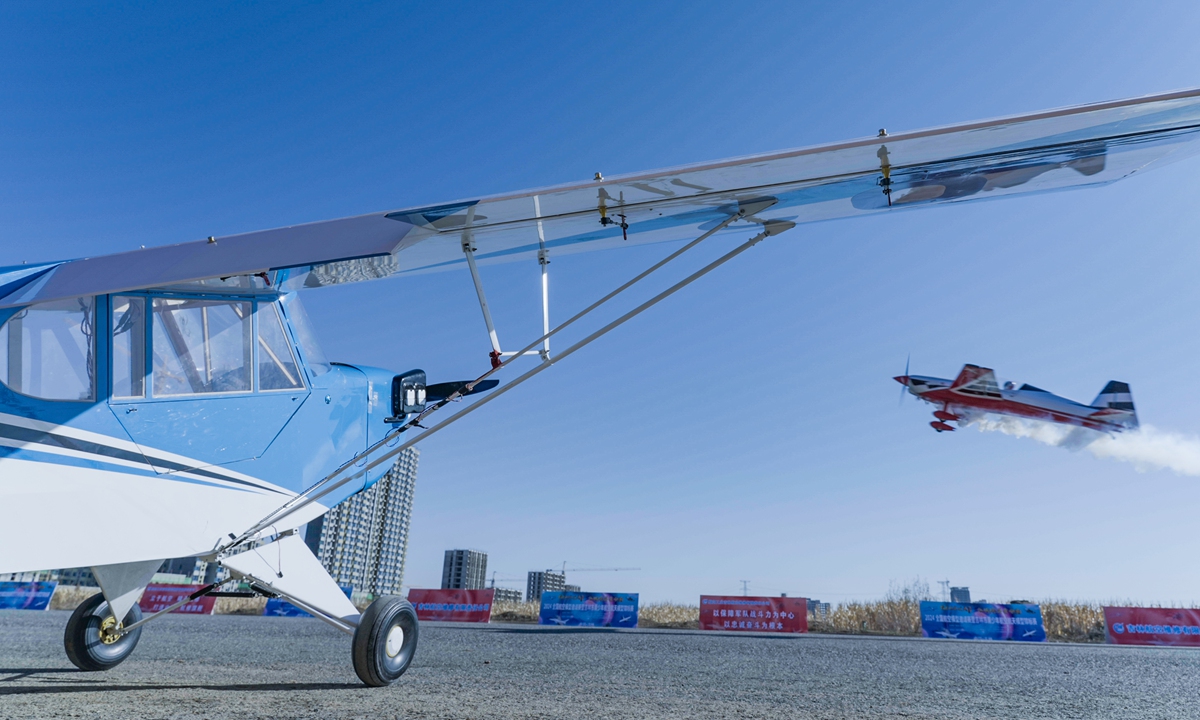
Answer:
[898,355,910,406]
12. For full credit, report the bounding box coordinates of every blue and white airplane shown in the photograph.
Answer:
[4,88,1200,685]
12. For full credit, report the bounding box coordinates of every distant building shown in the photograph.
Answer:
[157,557,209,584]
[305,448,419,596]
[1,570,58,583]
[807,598,831,621]
[491,587,522,604]
[563,584,581,593]
[441,549,488,590]
[950,586,971,603]
[56,567,96,587]
[526,570,565,602]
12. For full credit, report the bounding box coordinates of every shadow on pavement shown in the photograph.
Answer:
[0,668,86,682]
[0,680,363,695]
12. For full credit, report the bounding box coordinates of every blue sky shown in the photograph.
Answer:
[6,2,1200,603]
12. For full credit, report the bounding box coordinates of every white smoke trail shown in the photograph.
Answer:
[973,417,1200,476]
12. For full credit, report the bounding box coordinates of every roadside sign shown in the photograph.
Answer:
[920,601,1046,641]
[1105,606,1200,646]
[408,588,494,623]
[264,585,354,617]
[699,595,808,632]
[139,584,215,615]
[0,581,56,610]
[539,591,638,628]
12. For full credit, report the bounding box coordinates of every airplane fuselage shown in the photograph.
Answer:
[898,373,1132,433]
[0,288,401,575]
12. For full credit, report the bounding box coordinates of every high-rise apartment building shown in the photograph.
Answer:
[305,448,419,596]
[526,570,566,603]
[491,587,522,604]
[441,549,488,590]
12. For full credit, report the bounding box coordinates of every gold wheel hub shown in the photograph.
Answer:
[98,615,122,645]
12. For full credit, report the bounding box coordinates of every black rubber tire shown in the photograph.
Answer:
[352,596,419,686]
[63,592,144,671]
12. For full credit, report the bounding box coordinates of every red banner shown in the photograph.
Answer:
[1104,606,1200,646]
[407,588,494,623]
[699,595,808,632]
[138,584,216,615]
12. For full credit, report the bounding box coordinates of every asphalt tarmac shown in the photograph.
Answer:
[3,610,1199,719]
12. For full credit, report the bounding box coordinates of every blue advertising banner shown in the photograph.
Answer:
[920,601,1046,641]
[538,591,638,628]
[0,581,57,610]
[264,586,353,617]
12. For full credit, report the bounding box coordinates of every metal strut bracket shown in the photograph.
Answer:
[224,202,791,547]
[461,198,553,368]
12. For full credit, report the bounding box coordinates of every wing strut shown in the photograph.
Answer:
[222,203,788,550]
[535,195,551,362]
[461,202,551,368]
[461,205,503,368]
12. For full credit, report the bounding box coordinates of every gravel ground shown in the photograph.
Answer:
[3,609,1199,719]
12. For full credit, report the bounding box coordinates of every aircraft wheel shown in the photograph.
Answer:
[352,596,419,686]
[63,592,143,671]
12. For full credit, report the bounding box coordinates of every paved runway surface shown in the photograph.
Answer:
[3,610,1200,719]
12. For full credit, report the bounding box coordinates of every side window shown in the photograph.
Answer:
[0,297,96,401]
[152,298,251,396]
[257,302,303,391]
[112,296,146,398]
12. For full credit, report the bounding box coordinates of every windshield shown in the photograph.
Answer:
[279,293,331,378]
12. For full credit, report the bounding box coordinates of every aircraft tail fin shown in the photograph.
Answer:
[1091,381,1138,429]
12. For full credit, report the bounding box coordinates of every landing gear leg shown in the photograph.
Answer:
[63,592,144,671]
[352,596,419,686]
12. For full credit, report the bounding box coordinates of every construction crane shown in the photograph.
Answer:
[558,562,640,575]
[488,571,526,588]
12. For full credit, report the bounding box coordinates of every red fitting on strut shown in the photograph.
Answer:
[489,350,502,369]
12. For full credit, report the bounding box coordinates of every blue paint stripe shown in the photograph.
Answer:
[0,445,259,493]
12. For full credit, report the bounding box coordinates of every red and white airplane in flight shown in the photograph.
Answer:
[895,364,1138,433]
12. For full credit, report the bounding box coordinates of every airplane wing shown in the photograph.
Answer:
[950,364,999,392]
[7,87,1200,308]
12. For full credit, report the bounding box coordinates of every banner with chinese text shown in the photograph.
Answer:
[139,584,216,615]
[699,595,808,632]
[264,586,353,617]
[1104,606,1200,646]
[539,591,638,628]
[919,601,1045,641]
[408,588,494,623]
[0,581,56,610]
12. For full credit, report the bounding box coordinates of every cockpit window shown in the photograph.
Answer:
[279,294,330,378]
[257,302,304,391]
[0,297,96,401]
[152,297,251,396]
[112,296,146,398]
